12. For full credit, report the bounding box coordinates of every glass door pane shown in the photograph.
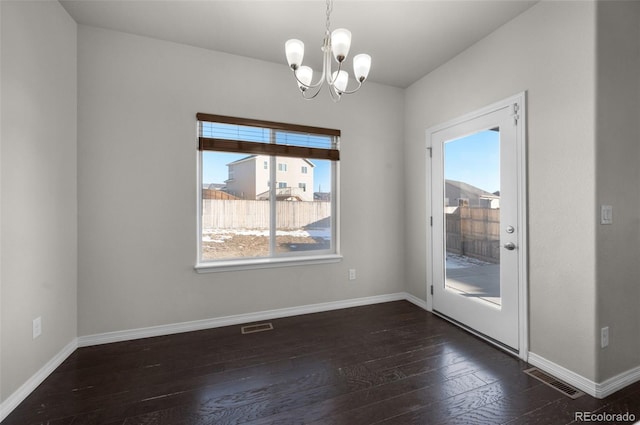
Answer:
[443,129,501,305]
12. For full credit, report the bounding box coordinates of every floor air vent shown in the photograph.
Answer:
[241,322,274,334]
[523,367,584,399]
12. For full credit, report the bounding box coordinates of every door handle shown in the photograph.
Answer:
[504,242,516,251]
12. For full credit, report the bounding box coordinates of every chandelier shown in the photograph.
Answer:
[284,0,371,102]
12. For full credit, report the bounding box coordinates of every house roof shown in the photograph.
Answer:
[202,183,225,190]
[445,180,499,201]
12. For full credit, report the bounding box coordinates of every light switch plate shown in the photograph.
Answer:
[601,205,613,225]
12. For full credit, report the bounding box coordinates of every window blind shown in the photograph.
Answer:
[197,113,340,161]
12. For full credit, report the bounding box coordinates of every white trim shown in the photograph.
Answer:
[195,254,343,273]
[78,293,407,347]
[426,93,523,134]
[527,353,640,399]
[0,338,78,422]
[515,92,529,362]
[596,364,640,399]
[528,352,598,397]
[425,143,434,312]
[404,292,429,310]
[196,135,204,265]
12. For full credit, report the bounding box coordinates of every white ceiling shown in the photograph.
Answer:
[60,0,538,88]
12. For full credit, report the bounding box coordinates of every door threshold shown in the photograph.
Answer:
[432,309,520,358]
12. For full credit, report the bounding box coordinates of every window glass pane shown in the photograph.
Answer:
[201,151,270,260]
[275,157,332,254]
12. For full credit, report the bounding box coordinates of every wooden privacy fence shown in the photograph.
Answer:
[202,199,331,229]
[446,206,500,263]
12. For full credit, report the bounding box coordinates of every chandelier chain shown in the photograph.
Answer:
[325,0,333,33]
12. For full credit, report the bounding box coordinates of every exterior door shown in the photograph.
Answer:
[429,94,526,353]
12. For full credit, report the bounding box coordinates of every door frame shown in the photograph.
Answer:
[425,92,528,361]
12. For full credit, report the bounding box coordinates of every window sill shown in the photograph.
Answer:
[194,254,343,273]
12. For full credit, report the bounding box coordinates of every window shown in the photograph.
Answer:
[196,113,340,271]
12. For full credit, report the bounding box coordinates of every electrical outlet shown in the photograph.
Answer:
[601,326,609,348]
[349,269,356,281]
[33,317,42,339]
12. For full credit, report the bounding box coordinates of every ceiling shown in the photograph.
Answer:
[60,0,538,88]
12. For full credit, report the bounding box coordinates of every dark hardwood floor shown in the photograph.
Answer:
[3,301,640,424]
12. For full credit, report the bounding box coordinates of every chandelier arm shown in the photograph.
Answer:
[301,84,324,100]
[292,68,324,90]
[324,52,345,87]
[337,80,363,95]
[328,85,342,103]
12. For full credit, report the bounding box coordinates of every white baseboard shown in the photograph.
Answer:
[528,352,598,397]
[78,292,409,347]
[404,292,429,310]
[528,352,640,399]
[0,338,78,422]
[596,364,640,399]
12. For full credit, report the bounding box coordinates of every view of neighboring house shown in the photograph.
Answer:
[224,155,315,201]
[445,179,500,210]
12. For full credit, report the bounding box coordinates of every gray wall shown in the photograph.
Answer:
[1,1,77,402]
[77,26,405,336]
[595,1,640,382]
[404,1,599,380]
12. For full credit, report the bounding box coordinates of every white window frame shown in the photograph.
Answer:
[195,114,342,272]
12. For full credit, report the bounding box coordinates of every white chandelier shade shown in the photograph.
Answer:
[330,28,351,62]
[284,0,371,101]
[285,39,305,69]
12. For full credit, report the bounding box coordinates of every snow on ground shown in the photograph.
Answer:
[202,228,331,243]
[446,252,493,269]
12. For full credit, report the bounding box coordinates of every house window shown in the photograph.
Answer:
[196,113,340,270]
